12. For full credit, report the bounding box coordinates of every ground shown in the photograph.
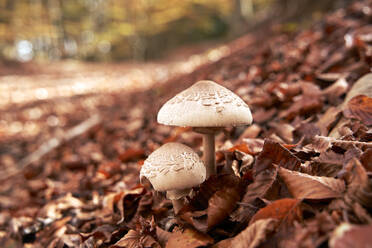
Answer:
[0,1,371,247]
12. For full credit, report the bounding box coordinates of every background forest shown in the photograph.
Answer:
[0,0,346,62]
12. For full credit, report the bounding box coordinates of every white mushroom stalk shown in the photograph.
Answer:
[157,80,253,178]
[140,142,206,214]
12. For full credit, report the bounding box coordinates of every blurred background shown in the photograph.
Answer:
[0,0,350,146]
[0,0,346,63]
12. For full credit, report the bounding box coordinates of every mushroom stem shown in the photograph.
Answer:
[203,133,216,177]
[171,199,184,214]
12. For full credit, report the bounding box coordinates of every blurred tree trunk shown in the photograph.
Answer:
[127,0,147,61]
[273,0,342,22]
[228,0,248,37]
[48,0,65,58]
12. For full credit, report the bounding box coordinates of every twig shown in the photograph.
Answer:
[0,114,101,182]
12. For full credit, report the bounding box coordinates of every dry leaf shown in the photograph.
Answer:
[111,229,161,248]
[316,107,342,136]
[213,218,277,248]
[118,148,145,162]
[165,228,214,248]
[270,123,295,143]
[343,95,372,125]
[228,143,254,155]
[249,198,302,225]
[207,186,241,229]
[183,175,243,231]
[254,140,301,176]
[344,158,372,208]
[329,223,372,248]
[279,167,345,199]
[231,167,277,223]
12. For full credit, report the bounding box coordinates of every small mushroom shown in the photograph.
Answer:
[157,80,252,177]
[140,142,206,214]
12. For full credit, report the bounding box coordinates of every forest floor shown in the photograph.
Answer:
[1,1,372,247]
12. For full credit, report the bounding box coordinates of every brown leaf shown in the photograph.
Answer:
[156,227,172,247]
[213,218,277,248]
[316,107,342,136]
[310,135,372,153]
[329,223,372,248]
[165,228,214,248]
[322,77,348,103]
[228,143,254,155]
[231,167,277,223]
[81,224,116,244]
[343,95,372,125]
[254,140,301,176]
[270,123,295,143]
[279,87,323,120]
[118,148,145,162]
[238,124,262,141]
[241,138,265,155]
[344,158,372,208]
[249,198,302,225]
[111,229,161,248]
[183,175,243,231]
[279,167,345,199]
[360,148,372,172]
[207,186,241,229]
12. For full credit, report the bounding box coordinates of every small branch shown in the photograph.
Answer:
[0,114,101,182]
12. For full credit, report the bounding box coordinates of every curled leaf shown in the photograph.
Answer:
[344,158,372,208]
[279,167,345,199]
[343,95,372,125]
[165,228,214,248]
[111,229,161,248]
[249,198,302,226]
[213,218,277,248]
[329,223,372,248]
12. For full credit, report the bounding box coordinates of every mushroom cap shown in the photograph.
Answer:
[157,80,252,127]
[140,142,206,192]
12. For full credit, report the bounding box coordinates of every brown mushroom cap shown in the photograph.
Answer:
[140,142,206,193]
[157,80,252,127]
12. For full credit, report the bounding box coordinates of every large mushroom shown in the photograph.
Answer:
[157,80,252,177]
[140,142,206,214]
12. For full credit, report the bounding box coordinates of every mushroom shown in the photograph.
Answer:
[140,142,206,214]
[157,80,252,177]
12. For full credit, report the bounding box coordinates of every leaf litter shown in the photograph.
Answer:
[1,1,372,247]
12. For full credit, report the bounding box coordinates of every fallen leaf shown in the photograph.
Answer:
[343,95,372,125]
[316,107,342,136]
[231,167,277,223]
[118,148,145,162]
[279,167,345,199]
[249,198,302,225]
[80,224,116,244]
[360,148,372,172]
[343,73,372,104]
[329,223,372,248]
[165,228,214,248]
[111,229,161,248]
[156,227,172,247]
[322,77,348,103]
[254,140,301,176]
[213,218,277,248]
[228,143,254,155]
[270,123,295,143]
[207,186,241,229]
[183,175,243,231]
[344,158,372,208]
[238,124,262,141]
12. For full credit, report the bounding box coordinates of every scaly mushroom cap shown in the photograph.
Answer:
[140,142,206,192]
[157,80,252,127]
